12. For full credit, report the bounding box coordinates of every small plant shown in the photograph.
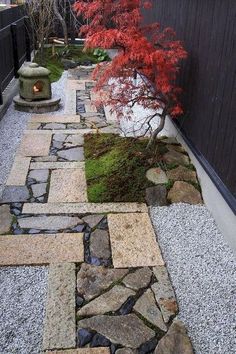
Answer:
[92,48,110,62]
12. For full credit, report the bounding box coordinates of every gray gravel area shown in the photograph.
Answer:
[0,72,67,198]
[150,203,236,354]
[0,266,48,354]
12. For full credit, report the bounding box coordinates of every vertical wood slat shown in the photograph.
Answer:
[10,23,20,78]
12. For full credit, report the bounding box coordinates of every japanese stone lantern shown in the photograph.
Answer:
[18,63,52,101]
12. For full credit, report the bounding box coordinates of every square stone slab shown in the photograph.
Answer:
[45,349,110,354]
[30,114,81,123]
[0,233,84,265]
[48,168,88,203]
[108,213,165,268]
[6,157,31,186]
[18,132,51,157]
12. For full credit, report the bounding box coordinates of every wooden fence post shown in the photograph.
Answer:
[24,16,31,61]
[11,23,20,78]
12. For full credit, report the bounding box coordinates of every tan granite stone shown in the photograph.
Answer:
[22,202,148,215]
[167,181,203,204]
[18,132,51,157]
[30,161,85,170]
[45,349,110,354]
[6,157,31,186]
[48,168,88,203]
[122,267,152,290]
[163,150,190,165]
[27,122,41,130]
[30,114,81,123]
[43,263,76,350]
[108,213,165,268]
[0,205,13,234]
[0,233,84,265]
[166,166,197,183]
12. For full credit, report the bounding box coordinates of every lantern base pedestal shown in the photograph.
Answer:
[13,95,61,113]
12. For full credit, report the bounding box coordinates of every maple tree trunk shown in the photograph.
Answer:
[53,0,69,46]
[147,111,167,149]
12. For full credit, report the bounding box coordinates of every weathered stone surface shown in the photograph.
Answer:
[30,161,84,170]
[33,156,57,162]
[166,144,185,153]
[53,133,67,142]
[6,157,31,186]
[85,103,97,113]
[166,166,197,183]
[31,183,47,197]
[78,285,135,316]
[45,349,110,354]
[167,181,202,204]
[28,169,49,182]
[122,267,152,290]
[145,186,167,206]
[154,320,194,354]
[79,314,155,348]
[48,168,88,203]
[27,122,41,130]
[90,229,111,260]
[22,202,148,215]
[57,147,84,161]
[30,114,81,123]
[161,137,179,145]
[134,289,167,332]
[152,266,178,323]
[146,168,168,185]
[108,213,165,268]
[44,123,66,130]
[0,205,13,234]
[65,134,84,146]
[18,215,83,230]
[116,350,135,354]
[163,150,189,165]
[82,214,104,228]
[77,263,128,301]
[1,186,29,203]
[43,263,76,350]
[0,233,84,265]
[18,132,51,157]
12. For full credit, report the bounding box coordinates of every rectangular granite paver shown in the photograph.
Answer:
[45,349,110,354]
[43,263,76,350]
[48,169,88,203]
[22,202,148,214]
[0,233,84,265]
[18,132,51,157]
[6,157,31,186]
[108,213,165,268]
[30,161,85,170]
[30,114,81,123]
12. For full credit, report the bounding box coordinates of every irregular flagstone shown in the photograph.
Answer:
[0,205,13,234]
[154,320,194,354]
[43,263,76,350]
[146,168,168,185]
[28,169,49,182]
[122,267,152,290]
[162,150,190,165]
[166,166,197,183]
[33,156,57,162]
[31,183,47,198]
[6,157,31,186]
[78,314,155,348]
[82,214,104,229]
[77,285,135,317]
[116,350,135,354]
[151,266,178,323]
[77,263,129,301]
[30,114,81,123]
[0,233,84,265]
[134,289,167,332]
[18,215,83,230]
[145,186,167,206]
[108,213,165,268]
[45,349,110,354]
[65,134,84,146]
[22,202,148,215]
[1,186,29,203]
[48,168,88,203]
[57,147,84,161]
[167,181,202,204]
[44,123,66,130]
[90,229,111,260]
[30,161,84,170]
[17,132,52,157]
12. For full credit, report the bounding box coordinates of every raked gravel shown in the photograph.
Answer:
[150,203,236,354]
[0,71,67,197]
[0,266,48,354]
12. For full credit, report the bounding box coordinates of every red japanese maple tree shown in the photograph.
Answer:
[74,0,187,146]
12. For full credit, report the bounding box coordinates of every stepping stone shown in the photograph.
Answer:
[22,202,148,215]
[18,215,83,230]
[82,214,104,229]
[0,233,84,265]
[27,122,41,130]
[45,349,110,354]
[1,186,29,203]
[122,267,152,290]
[33,156,57,162]
[28,169,49,182]
[77,285,135,317]
[65,134,84,146]
[154,320,194,354]
[146,168,168,184]
[43,263,76,350]
[90,229,111,260]
[30,114,81,123]
[17,132,52,157]
[145,186,167,206]
[108,213,165,268]
[57,147,84,161]
[44,123,66,130]
[30,161,84,170]
[78,314,155,348]
[31,183,47,198]
[77,263,128,301]
[167,181,202,204]
[163,150,190,165]
[48,168,88,203]
[151,266,178,323]
[6,157,31,186]
[134,289,167,332]
[0,205,13,234]
[166,166,197,183]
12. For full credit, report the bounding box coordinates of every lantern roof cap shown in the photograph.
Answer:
[18,63,51,78]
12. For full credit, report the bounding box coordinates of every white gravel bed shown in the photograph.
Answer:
[0,266,48,354]
[150,203,236,354]
[0,72,67,197]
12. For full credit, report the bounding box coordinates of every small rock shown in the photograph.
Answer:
[53,141,64,149]
[1,186,29,203]
[29,229,41,234]
[90,229,111,260]
[123,268,152,290]
[28,169,49,182]
[77,328,94,347]
[163,151,189,165]
[57,147,84,161]
[166,166,197,183]
[0,205,13,234]
[90,333,111,347]
[154,320,194,354]
[145,186,167,206]
[139,337,158,354]
[72,224,85,232]
[61,58,77,69]
[167,181,202,204]
[146,168,168,185]
[118,296,136,315]
[31,183,47,198]
[83,214,105,229]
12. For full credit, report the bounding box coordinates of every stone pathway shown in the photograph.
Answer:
[0,66,194,353]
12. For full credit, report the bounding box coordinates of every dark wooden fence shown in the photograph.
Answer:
[143,0,236,210]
